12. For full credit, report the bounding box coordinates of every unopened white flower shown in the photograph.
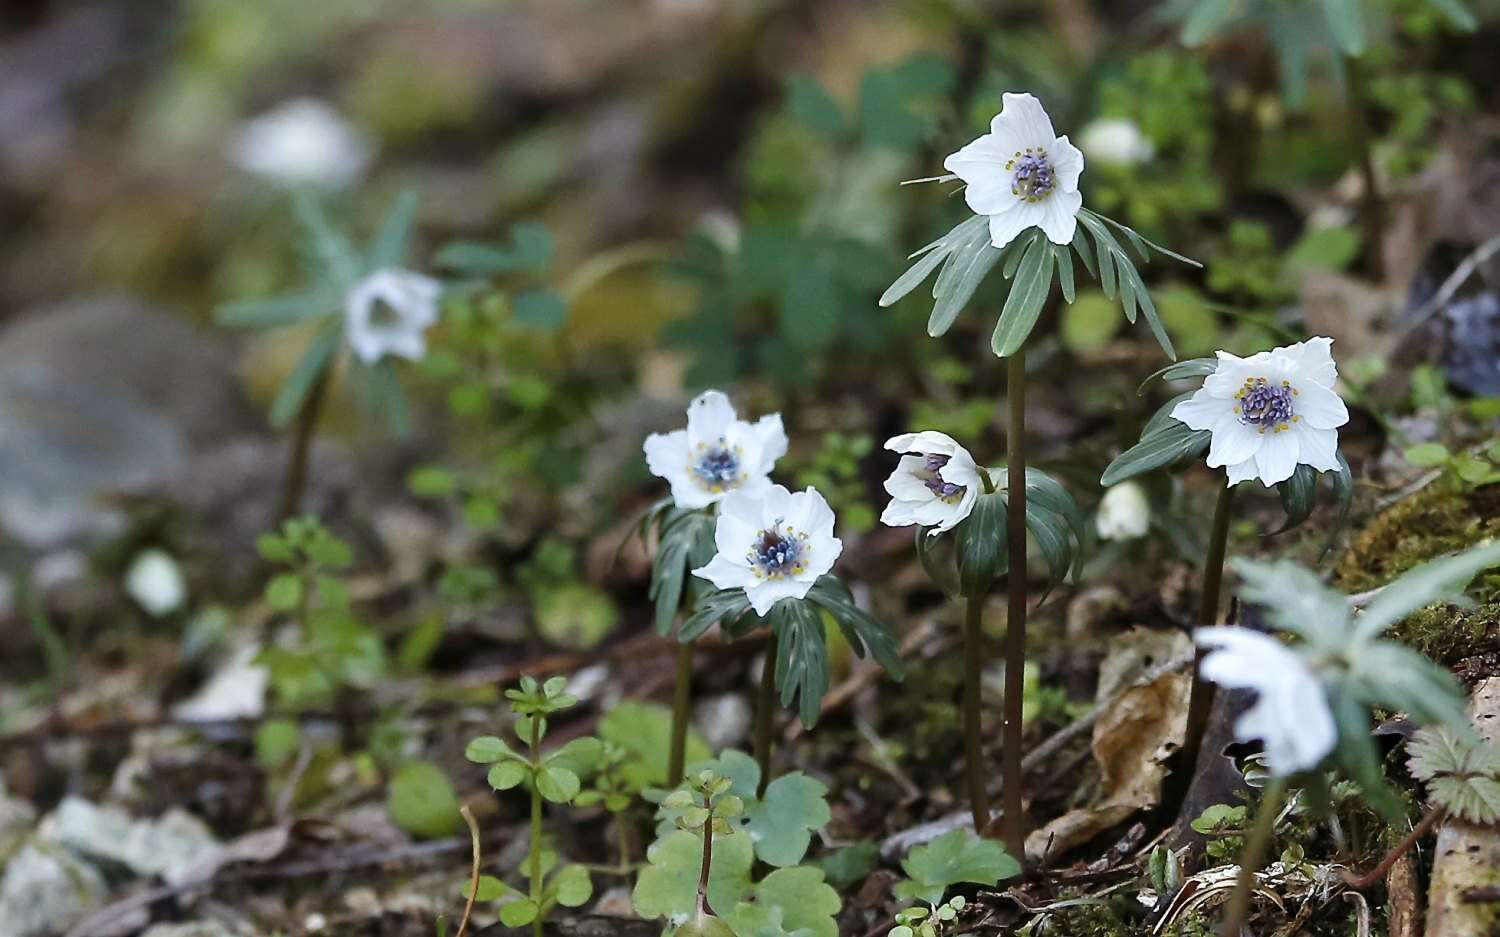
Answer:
[692,485,841,615]
[1077,118,1154,168]
[228,98,374,190]
[943,92,1086,248]
[1095,482,1151,540]
[1195,627,1337,776]
[124,549,186,617]
[643,391,787,510]
[1171,337,1349,487]
[879,431,982,535]
[343,269,442,365]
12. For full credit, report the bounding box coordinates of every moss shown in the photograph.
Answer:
[1337,484,1500,594]
[1335,484,1500,661]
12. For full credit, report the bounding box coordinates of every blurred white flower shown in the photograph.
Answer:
[1172,337,1349,487]
[643,391,787,510]
[228,98,374,190]
[1095,481,1151,540]
[879,431,982,535]
[693,485,841,615]
[1195,627,1337,776]
[344,269,442,365]
[943,92,1086,247]
[124,549,186,617]
[1077,118,1154,168]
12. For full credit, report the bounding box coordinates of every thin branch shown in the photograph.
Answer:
[456,805,483,937]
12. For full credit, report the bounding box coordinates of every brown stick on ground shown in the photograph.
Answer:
[1386,851,1421,937]
[1340,804,1445,890]
[455,805,484,937]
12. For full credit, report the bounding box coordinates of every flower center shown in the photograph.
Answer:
[691,440,743,492]
[1234,377,1300,434]
[917,454,966,504]
[1007,148,1056,202]
[746,521,809,580]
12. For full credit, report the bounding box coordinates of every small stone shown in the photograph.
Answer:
[694,693,751,750]
[0,841,107,937]
[141,923,240,937]
[47,796,221,887]
[125,548,187,617]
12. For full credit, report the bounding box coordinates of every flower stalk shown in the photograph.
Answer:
[276,365,333,524]
[528,716,545,937]
[1178,483,1236,787]
[963,593,992,832]
[1219,779,1286,937]
[669,640,696,785]
[754,634,779,799]
[1001,346,1028,860]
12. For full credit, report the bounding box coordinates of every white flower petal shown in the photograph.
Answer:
[343,268,442,365]
[1296,383,1349,430]
[686,391,738,445]
[693,554,755,592]
[1038,189,1082,245]
[990,92,1058,152]
[1095,482,1150,541]
[1171,388,1226,431]
[988,202,1044,249]
[1194,627,1335,776]
[885,456,935,500]
[1049,135,1085,191]
[745,576,812,616]
[713,515,759,560]
[1293,422,1341,473]
[1286,336,1338,387]
[1206,413,1261,468]
[751,413,789,473]
[943,135,1023,217]
[1253,429,1300,486]
[1225,457,1260,486]
[1202,350,1256,397]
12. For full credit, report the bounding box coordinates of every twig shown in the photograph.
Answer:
[1340,804,1446,890]
[456,805,483,937]
[1404,234,1500,327]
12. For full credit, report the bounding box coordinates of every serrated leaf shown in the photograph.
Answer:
[771,599,831,728]
[745,867,840,937]
[1099,420,1211,486]
[680,588,755,642]
[896,829,1019,906]
[1232,557,1351,647]
[632,829,754,924]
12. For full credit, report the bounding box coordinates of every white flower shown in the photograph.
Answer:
[1077,117,1155,168]
[1195,627,1337,776]
[879,431,983,535]
[227,98,374,190]
[124,549,186,617]
[1095,482,1151,541]
[1171,337,1350,488]
[692,485,841,616]
[643,391,787,510]
[943,92,1086,248]
[343,269,442,365]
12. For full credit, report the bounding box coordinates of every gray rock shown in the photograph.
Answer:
[47,796,221,887]
[141,922,241,937]
[0,841,107,937]
[0,297,254,548]
[694,692,751,751]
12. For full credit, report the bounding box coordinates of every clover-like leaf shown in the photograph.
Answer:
[632,829,754,925]
[895,829,1019,907]
[488,761,529,791]
[536,765,581,804]
[547,736,604,780]
[742,866,841,937]
[466,736,517,764]
[499,898,540,927]
[553,864,593,908]
[724,904,816,937]
[744,773,833,867]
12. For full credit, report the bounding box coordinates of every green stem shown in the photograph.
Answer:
[1220,779,1286,937]
[963,593,992,832]
[276,365,333,524]
[754,633,779,799]
[696,801,717,919]
[529,718,544,937]
[669,640,695,785]
[1001,347,1028,862]
[1178,483,1236,791]
[615,810,632,875]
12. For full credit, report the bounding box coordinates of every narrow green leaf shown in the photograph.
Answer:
[1356,541,1500,641]
[1141,391,1196,439]
[954,490,1007,596]
[292,191,360,286]
[1100,421,1211,485]
[369,189,419,270]
[770,600,831,728]
[880,244,950,309]
[1319,0,1365,56]
[1427,0,1477,30]
[1272,464,1318,535]
[1055,243,1075,303]
[1024,468,1087,554]
[928,221,1002,338]
[991,236,1055,358]
[1136,357,1217,394]
[1182,0,1237,45]
[269,321,342,427]
[216,291,330,328]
